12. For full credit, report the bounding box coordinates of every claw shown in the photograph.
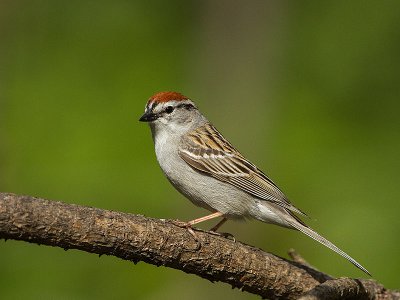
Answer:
[171,220,201,250]
[171,220,190,228]
[208,231,236,242]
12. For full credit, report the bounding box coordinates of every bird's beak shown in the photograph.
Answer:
[139,111,158,122]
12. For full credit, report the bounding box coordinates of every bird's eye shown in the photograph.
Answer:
[165,106,174,114]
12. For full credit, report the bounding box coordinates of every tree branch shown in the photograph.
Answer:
[0,193,398,299]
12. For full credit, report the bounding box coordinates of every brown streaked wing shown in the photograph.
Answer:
[178,123,307,216]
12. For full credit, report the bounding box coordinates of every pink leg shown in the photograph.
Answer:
[188,212,224,226]
[210,218,227,232]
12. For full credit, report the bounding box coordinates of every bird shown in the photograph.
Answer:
[139,91,370,275]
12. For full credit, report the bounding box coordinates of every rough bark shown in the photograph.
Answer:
[0,193,398,300]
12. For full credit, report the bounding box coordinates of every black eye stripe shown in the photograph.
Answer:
[161,103,195,114]
[176,103,195,110]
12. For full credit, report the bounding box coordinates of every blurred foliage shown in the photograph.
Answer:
[1,1,399,299]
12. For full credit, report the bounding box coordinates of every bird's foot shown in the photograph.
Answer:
[208,231,236,242]
[171,220,190,228]
[171,220,201,250]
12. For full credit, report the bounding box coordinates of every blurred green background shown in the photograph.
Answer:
[1,0,399,298]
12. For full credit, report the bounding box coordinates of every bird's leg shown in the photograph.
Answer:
[172,212,224,248]
[210,218,236,242]
[187,213,235,241]
[189,212,236,241]
[208,217,235,241]
[209,218,227,232]
[173,212,222,228]
[188,211,224,226]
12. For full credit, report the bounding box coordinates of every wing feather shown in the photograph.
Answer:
[179,123,307,216]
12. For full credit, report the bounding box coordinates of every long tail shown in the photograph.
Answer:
[288,219,371,276]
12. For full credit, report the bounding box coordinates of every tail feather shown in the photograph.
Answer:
[289,220,371,276]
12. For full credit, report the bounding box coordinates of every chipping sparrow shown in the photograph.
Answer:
[139,91,370,275]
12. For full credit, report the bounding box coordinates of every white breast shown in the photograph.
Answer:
[152,127,256,218]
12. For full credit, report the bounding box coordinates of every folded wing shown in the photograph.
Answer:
[178,123,307,216]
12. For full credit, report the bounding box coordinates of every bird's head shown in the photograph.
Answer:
[139,91,205,135]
